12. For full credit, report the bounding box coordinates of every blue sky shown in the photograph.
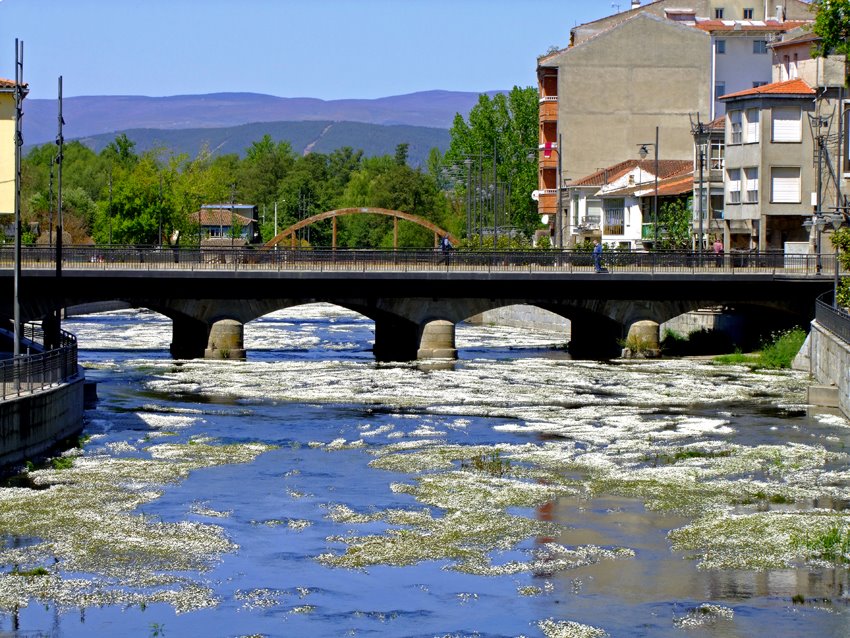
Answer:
[1,0,614,100]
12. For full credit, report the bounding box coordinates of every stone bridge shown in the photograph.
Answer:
[0,247,834,360]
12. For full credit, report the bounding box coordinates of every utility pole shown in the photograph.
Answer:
[56,76,64,279]
[13,40,25,359]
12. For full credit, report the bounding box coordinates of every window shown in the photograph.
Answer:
[744,108,759,143]
[772,106,802,142]
[771,167,801,203]
[716,39,726,54]
[728,110,742,144]
[715,81,726,101]
[715,8,724,18]
[744,167,758,203]
[743,7,753,19]
[710,141,725,170]
[790,53,799,79]
[727,168,741,204]
[603,198,625,235]
[753,40,768,54]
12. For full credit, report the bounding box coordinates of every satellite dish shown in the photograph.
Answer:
[531,190,540,201]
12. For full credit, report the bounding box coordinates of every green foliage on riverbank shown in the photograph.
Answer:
[713,327,805,369]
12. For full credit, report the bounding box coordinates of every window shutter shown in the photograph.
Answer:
[772,107,801,142]
[771,167,800,202]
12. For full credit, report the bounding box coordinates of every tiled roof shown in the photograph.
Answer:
[0,78,25,90]
[602,170,695,197]
[570,159,692,188]
[692,19,810,33]
[719,78,815,100]
[770,32,818,48]
[191,209,253,226]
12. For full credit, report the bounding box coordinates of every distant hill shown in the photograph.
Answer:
[22,90,504,145]
[75,120,451,167]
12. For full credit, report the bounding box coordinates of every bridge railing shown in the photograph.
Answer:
[0,323,78,401]
[0,245,837,275]
[815,292,850,345]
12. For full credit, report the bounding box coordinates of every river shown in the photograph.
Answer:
[0,305,848,637]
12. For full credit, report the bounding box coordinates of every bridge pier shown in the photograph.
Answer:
[204,319,246,360]
[417,319,457,360]
[170,315,210,359]
[623,320,661,358]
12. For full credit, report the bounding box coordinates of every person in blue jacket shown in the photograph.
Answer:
[592,239,603,272]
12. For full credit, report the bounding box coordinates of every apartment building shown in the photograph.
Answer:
[536,0,811,243]
[718,36,848,252]
[0,79,18,217]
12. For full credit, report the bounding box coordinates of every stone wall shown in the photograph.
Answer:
[0,375,85,470]
[808,321,850,419]
[466,305,570,335]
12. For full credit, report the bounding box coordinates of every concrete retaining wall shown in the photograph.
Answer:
[808,321,850,419]
[466,305,570,335]
[0,374,85,470]
[660,309,744,343]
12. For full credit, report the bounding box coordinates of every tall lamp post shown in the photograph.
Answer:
[638,126,660,245]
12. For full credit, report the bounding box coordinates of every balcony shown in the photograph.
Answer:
[572,215,601,233]
[539,98,558,122]
[537,191,559,215]
[538,142,558,169]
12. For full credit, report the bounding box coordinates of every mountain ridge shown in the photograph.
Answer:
[22,89,505,146]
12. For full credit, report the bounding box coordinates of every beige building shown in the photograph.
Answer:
[0,79,18,217]
[536,0,812,243]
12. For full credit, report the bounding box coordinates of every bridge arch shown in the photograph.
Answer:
[263,207,458,249]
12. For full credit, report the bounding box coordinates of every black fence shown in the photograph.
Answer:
[0,323,78,400]
[816,292,850,345]
[0,245,838,275]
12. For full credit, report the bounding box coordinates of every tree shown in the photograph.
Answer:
[811,0,850,57]
[656,197,693,250]
[445,87,539,237]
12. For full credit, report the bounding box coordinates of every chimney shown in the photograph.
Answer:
[775,4,785,21]
[631,0,641,8]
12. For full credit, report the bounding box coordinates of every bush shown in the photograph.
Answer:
[758,327,806,369]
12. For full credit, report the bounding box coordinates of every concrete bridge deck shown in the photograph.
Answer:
[1,246,839,361]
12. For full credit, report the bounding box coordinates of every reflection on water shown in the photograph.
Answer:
[0,304,848,637]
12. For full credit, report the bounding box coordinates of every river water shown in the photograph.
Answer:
[1,305,849,638]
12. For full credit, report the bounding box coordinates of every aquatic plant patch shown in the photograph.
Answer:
[0,439,274,613]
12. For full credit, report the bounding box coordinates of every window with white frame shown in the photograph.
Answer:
[728,110,742,144]
[771,167,801,203]
[753,40,768,54]
[744,108,759,143]
[710,141,725,170]
[744,167,758,203]
[727,168,741,204]
[772,106,802,142]
[716,39,726,54]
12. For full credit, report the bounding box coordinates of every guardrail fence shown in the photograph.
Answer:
[0,245,840,275]
[815,292,850,345]
[0,323,78,400]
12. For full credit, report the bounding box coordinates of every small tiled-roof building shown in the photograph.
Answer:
[190,204,259,246]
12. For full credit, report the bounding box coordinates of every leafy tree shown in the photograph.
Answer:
[655,196,693,250]
[236,134,295,208]
[811,0,850,57]
[445,87,539,237]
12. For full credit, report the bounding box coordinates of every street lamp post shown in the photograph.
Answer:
[638,126,660,246]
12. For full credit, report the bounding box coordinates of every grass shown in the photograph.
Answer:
[713,328,805,370]
[792,522,850,564]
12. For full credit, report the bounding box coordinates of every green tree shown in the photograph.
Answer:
[656,196,693,250]
[445,87,539,237]
[811,0,850,57]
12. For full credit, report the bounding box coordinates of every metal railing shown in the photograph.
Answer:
[816,292,850,345]
[0,323,78,401]
[0,245,838,276]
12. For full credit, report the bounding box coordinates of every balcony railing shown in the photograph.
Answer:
[539,99,558,121]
